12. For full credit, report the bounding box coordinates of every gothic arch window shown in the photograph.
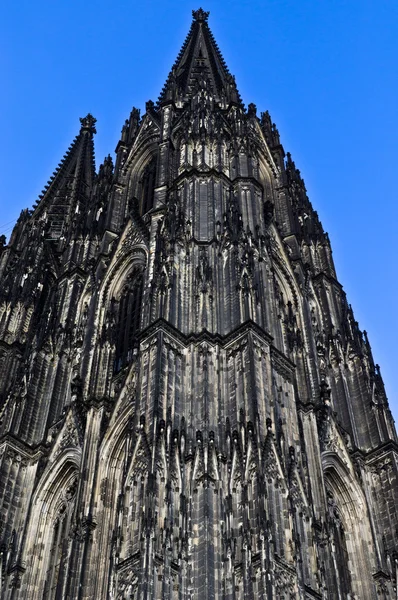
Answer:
[114,271,143,372]
[21,456,80,600]
[332,515,351,596]
[326,489,352,598]
[139,157,156,215]
[43,488,76,600]
[273,272,302,358]
[321,456,378,599]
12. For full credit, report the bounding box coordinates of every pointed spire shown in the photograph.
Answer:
[157,9,242,107]
[32,114,96,240]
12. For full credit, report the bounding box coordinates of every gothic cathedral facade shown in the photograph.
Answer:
[0,9,397,600]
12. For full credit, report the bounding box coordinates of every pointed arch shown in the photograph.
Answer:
[87,406,139,598]
[322,453,377,600]
[272,261,302,358]
[21,449,81,599]
[138,155,157,215]
[112,271,144,372]
[123,117,160,212]
[83,220,148,397]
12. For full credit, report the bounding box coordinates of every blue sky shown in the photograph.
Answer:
[2,1,398,420]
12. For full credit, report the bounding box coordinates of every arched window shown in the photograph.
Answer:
[43,505,72,599]
[332,516,351,596]
[326,489,352,598]
[139,157,156,215]
[114,272,143,372]
[43,478,77,599]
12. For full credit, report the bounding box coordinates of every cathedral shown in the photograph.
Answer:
[1,8,397,599]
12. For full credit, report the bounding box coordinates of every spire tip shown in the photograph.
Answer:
[80,114,97,134]
[192,8,210,22]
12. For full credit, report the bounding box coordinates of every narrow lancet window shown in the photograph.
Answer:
[114,272,143,372]
[43,479,76,600]
[139,158,156,215]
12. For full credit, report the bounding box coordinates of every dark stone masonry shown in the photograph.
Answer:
[0,8,397,599]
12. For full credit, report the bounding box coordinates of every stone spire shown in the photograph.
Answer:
[157,8,242,106]
[32,114,96,240]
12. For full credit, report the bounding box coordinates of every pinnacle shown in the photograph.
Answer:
[79,113,97,134]
[31,116,96,223]
[192,8,210,22]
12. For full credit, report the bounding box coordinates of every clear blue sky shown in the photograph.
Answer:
[2,1,398,420]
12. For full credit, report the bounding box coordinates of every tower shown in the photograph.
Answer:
[0,7,397,598]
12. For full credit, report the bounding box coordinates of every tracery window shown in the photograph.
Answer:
[326,489,352,598]
[43,479,77,600]
[114,272,143,372]
[139,157,156,215]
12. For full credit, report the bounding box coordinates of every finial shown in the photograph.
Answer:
[248,103,257,117]
[79,113,97,134]
[193,8,210,22]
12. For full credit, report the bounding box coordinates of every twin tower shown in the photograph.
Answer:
[0,9,397,600]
